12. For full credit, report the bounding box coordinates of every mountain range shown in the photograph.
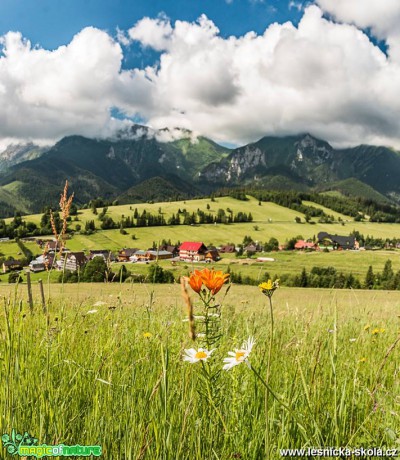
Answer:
[0,126,399,215]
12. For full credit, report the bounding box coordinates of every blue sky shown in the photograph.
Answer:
[0,0,399,149]
[0,0,303,49]
[0,0,304,71]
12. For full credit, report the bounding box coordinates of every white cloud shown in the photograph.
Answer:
[316,0,400,39]
[289,1,304,12]
[1,5,400,150]
[0,27,124,144]
[316,0,400,62]
[128,16,173,51]
[123,7,400,148]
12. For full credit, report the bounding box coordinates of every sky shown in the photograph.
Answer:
[1,0,400,149]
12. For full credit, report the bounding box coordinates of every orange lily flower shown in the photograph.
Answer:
[188,270,203,293]
[200,268,230,295]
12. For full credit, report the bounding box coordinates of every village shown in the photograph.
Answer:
[1,232,361,275]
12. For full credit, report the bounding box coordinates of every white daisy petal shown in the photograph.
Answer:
[183,347,214,364]
[223,336,256,371]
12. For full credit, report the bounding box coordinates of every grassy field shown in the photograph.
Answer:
[61,220,400,253]
[4,194,400,254]
[2,248,400,286]
[0,282,398,459]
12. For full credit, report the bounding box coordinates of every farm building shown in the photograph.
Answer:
[317,232,359,250]
[179,242,208,262]
[60,252,87,272]
[88,250,116,262]
[2,259,23,273]
[219,244,236,254]
[205,246,220,262]
[118,248,139,262]
[294,240,318,250]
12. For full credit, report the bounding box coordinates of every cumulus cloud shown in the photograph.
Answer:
[123,6,400,148]
[128,16,173,51]
[316,0,400,39]
[0,27,126,144]
[316,0,400,62]
[1,5,400,150]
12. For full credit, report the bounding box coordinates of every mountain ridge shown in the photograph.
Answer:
[0,129,400,215]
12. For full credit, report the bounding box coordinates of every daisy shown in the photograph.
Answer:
[183,348,215,363]
[223,337,256,371]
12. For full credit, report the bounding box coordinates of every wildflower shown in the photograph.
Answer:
[223,337,256,371]
[364,324,371,331]
[188,270,203,293]
[200,268,230,295]
[349,338,357,342]
[183,348,215,363]
[143,332,152,338]
[259,279,279,298]
[359,357,366,363]
[372,328,385,335]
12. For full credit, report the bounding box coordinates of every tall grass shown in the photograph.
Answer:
[0,285,398,459]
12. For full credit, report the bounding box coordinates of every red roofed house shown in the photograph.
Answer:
[179,242,208,262]
[294,240,318,250]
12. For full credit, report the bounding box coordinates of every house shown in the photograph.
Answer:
[205,246,220,262]
[29,254,56,271]
[130,250,147,262]
[148,250,173,260]
[118,248,139,262]
[243,243,262,254]
[131,250,173,262]
[89,250,115,262]
[294,240,318,250]
[219,244,236,254]
[160,245,179,258]
[2,259,23,273]
[28,261,46,273]
[60,252,87,272]
[45,240,61,252]
[179,242,208,262]
[317,232,358,250]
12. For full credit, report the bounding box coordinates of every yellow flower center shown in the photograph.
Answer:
[235,351,246,361]
[195,351,207,359]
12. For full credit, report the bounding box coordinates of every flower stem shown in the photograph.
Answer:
[201,362,228,433]
[251,363,292,415]
[265,295,274,458]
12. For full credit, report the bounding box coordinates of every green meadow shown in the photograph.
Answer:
[4,195,400,256]
[0,283,399,459]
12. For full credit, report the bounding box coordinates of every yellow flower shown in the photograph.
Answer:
[259,279,280,298]
[371,328,385,335]
[143,332,152,338]
[364,324,371,331]
[359,357,366,363]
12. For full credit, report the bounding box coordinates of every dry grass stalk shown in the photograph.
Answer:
[181,276,196,340]
[44,180,74,269]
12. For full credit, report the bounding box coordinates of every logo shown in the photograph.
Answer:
[1,430,102,458]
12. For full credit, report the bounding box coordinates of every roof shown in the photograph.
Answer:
[147,250,173,256]
[119,248,138,257]
[3,259,22,266]
[179,242,207,251]
[65,251,86,264]
[318,232,355,247]
[294,240,316,249]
